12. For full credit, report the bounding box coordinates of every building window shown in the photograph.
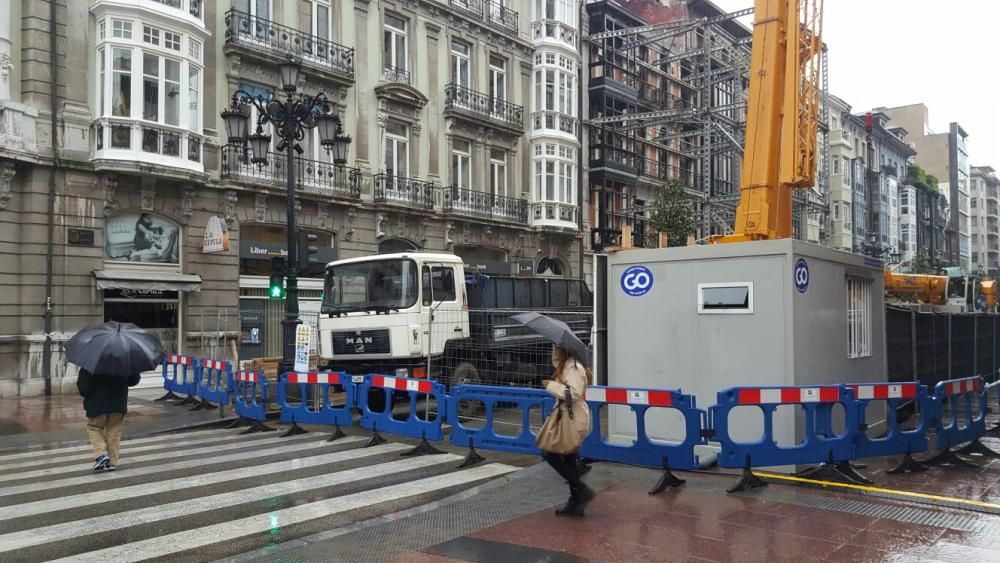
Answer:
[189,39,201,61]
[164,31,182,51]
[383,14,408,72]
[833,156,841,175]
[112,19,132,40]
[142,54,181,126]
[188,67,201,132]
[452,139,472,189]
[310,0,332,43]
[99,20,106,39]
[385,120,409,178]
[451,40,470,88]
[847,277,872,359]
[98,48,106,115]
[490,149,507,197]
[143,25,160,46]
[534,145,576,206]
[112,48,132,117]
[489,55,506,103]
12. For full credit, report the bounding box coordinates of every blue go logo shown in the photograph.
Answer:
[621,265,654,297]
[794,258,809,293]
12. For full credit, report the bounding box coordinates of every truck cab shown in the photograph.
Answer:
[318,253,469,379]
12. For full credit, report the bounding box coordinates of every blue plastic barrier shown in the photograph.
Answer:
[844,382,930,460]
[359,375,447,442]
[932,376,986,450]
[580,385,705,471]
[157,355,199,403]
[233,370,269,424]
[711,385,859,470]
[196,359,233,408]
[447,385,555,456]
[278,371,354,429]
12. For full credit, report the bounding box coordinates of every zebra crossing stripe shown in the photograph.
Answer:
[0,436,365,497]
[0,430,260,472]
[0,454,463,553]
[0,432,317,485]
[50,463,517,563]
[0,428,243,462]
[0,442,411,521]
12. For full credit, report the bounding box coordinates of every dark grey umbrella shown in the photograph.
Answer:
[65,321,165,376]
[511,312,592,369]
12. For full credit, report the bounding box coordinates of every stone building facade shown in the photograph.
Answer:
[0,0,587,397]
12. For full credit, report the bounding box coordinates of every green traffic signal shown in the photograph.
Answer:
[269,280,285,299]
[269,256,286,299]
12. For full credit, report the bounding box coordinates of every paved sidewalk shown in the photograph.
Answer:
[0,386,231,452]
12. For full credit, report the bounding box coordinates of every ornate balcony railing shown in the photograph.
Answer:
[225,10,355,81]
[486,1,518,33]
[382,65,411,84]
[450,0,483,17]
[92,118,203,171]
[443,186,527,223]
[373,173,436,210]
[530,201,578,227]
[531,111,577,136]
[444,84,523,130]
[220,144,362,200]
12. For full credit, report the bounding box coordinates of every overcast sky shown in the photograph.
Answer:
[710,0,1000,167]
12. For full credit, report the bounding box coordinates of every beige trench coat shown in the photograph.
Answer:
[544,359,592,443]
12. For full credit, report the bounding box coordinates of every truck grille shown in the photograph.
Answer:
[331,329,391,355]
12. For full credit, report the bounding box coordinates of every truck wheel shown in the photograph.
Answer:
[449,362,483,418]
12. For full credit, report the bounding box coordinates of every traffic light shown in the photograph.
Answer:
[298,230,321,275]
[269,256,286,299]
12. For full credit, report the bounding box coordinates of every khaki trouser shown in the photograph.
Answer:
[86,413,125,464]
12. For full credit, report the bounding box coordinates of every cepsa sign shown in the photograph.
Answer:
[621,265,654,297]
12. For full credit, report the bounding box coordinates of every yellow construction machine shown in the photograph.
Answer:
[884,269,997,313]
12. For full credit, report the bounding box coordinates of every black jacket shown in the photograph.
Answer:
[76,369,141,418]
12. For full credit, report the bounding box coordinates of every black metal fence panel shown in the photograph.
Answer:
[887,307,1000,388]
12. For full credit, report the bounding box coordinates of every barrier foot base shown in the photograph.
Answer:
[402,438,446,457]
[795,463,866,485]
[327,425,347,442]
[922,448,979,468]
[365,431,387,448]
[835,462,874,485]
[225,416,250,429]
[189,399,215,412]
[281,423,308,437]
[155,391,182,402]
[727,468,767,494]
[888,454,929,474]
[649,461,685,495]
[957,439,1000,458]
[176,396,200,407]
[988,424,1000,437]
[240,420,276,434]
[458,445,485,469]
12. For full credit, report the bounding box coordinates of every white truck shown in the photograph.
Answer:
[317,252,592,406]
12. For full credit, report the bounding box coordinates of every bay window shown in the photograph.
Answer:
[533,143,576,206]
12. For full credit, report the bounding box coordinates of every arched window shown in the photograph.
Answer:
[537,256,565,277]
[378,238,420,254]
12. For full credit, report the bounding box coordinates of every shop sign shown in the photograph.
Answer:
[103,288,179,300]
[516,261,535,276]
[462,260,511,276]
[202,216,230,254]
[239,239,338,264]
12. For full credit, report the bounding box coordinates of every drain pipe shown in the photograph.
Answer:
[576,0,585,280]
[41,0,60,396]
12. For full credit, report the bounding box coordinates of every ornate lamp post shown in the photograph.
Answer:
[221,58,351,374]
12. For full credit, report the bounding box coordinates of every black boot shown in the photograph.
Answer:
[571,485,596,516]
[555,493,579,516]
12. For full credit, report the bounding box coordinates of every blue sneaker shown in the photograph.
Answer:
[93,454,109,472]
[104,463,117,472]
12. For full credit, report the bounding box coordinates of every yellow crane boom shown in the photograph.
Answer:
[716,0,824,242]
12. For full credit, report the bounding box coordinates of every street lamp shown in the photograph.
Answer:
[220,57,351,375]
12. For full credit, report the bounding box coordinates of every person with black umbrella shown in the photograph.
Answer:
[511,312,597,517]
[65,321,165,472]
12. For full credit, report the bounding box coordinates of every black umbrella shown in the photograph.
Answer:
[511,312,592,369]
[65,321,165,377]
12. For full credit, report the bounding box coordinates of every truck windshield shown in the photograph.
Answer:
[322,259,419,314]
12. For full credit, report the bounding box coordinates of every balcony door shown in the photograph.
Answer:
[384,120,410,179]
[308,1,332,60]
[489,55,506,117]
[234,0,271,41]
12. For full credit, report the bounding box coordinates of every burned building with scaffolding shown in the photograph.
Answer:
[585,0,829,248]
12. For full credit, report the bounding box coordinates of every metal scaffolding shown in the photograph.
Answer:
[585,1,830,243]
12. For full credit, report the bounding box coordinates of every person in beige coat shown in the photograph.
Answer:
[541,345,596,516]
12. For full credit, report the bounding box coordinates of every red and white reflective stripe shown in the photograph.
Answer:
[235,371,260,382]
[287,372,341,385]
[848,383,918,400]
[202,359,227,371]
[372,375,432,394]
[947,377,982,395]
[737,387,841,405]
[167,355,192,366]
[586,387,672,407]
